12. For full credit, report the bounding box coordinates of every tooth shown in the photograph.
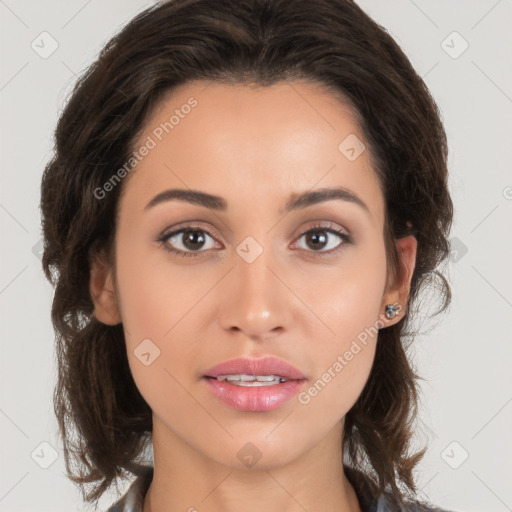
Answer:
[219,374,256,381]
[224,375,241,381]
[232,381,280,387]
[216,374,287,384]
[256,375,279,382]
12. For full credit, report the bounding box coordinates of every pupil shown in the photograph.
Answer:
[184,229,205,250]
[307,231,327,250]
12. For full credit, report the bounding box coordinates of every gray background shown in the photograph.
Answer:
[1,0,511,511]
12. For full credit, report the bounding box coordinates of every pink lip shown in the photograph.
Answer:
[202,356,307,412]
[204,378,306,412]
[203,356,306,380]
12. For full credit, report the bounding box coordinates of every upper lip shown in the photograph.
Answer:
[203,356,307,380]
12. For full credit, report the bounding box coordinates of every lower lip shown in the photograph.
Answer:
[203,377,306,412]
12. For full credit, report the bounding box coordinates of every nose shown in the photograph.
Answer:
[217,245,293,341]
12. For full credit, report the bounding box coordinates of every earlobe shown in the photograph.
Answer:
[89,250,122,325]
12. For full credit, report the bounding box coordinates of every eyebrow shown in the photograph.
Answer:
[144,186,370,216]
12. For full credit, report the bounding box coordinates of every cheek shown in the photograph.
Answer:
[294,309,381,428]
[114,236,206,342]
[295,240,386,412]
[296,231,387,339]
[114,239,213,402]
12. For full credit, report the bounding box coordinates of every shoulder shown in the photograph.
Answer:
[106,466,153,512]
[373,491,456,512]
[344,465,455,512]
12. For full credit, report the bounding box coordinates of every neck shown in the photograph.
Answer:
[142,416,362,512]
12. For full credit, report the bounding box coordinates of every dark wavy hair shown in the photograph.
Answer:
[39,0,453,509]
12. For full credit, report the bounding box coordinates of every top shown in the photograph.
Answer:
[106,466,454,512]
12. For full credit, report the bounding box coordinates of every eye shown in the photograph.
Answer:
[157,226,218,258]
[293,223,352,255]
[156,222,352,259]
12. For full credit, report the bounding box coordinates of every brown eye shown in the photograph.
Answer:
[294,224,352,255]
[179,229,208,250]
[158,226,218,257]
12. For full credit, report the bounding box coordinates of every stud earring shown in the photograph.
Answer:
[385,304,398,319]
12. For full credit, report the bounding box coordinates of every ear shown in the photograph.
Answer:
[89,249,122,325]
[380,234,417,327]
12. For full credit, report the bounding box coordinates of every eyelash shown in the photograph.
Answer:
[156,222,352,259]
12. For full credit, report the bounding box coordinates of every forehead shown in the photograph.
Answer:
[121,79,383,223]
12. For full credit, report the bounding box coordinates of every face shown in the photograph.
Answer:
[91,79,415,470]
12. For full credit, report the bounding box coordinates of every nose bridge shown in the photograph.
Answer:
[235,233,279,305]
[218,232,291,336]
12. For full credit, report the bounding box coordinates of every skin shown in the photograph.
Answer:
[89,80,417,512]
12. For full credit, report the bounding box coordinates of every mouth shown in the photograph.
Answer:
[201,356,307,411]
[204,374,294,386]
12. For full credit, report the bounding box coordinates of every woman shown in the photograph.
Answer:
[39,0,454,510]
